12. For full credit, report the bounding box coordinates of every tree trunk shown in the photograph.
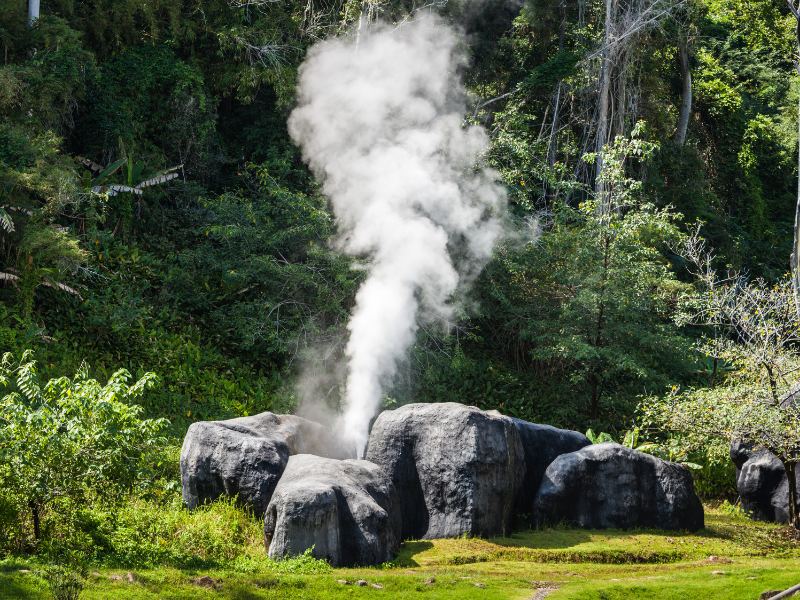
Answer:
[793,82,800,318]
[764,363,779,403]
[709,356,718,387]
[675,32,692,145]
[547,83,563,168]
[588,232,611,419]
[589,372,602,419]
[27,0,39,26]
[786,461,799,529]
[594,0,615,214]
[29,501,41,540]
[791,3,800,319]
[547,0,568,170]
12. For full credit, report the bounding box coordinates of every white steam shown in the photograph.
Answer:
[288,13,506,455]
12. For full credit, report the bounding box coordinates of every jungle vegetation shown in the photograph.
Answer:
[2,0,800,581]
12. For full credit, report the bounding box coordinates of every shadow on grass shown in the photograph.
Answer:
[220,575,308,600]
[0,573,48,599]
[461,526,724,565]
[393,541,434,566]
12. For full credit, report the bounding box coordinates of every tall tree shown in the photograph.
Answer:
[790,1,800,318]
[674,28,692,145]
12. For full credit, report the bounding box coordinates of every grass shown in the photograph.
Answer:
[2,507,800,599]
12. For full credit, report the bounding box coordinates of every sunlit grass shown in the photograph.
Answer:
[2,507,799,599]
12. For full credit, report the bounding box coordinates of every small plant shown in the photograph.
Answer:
[268,548,331,574]
[586,427,703,470]
[585,428,615,444]
[41,565,85,600]
[717,500,746,518]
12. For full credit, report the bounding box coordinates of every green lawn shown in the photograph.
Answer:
[3,509,800,599]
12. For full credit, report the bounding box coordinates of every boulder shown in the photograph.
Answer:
[510,418,590,517]
[365,402,525,539]
[730,440,798,523]
[180,412,345,516]
[534,443,704,531]
[264,454,401,566]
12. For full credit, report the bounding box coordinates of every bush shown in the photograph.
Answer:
[0,351,168,551]
[44,493,331,572]
[40,565,85,600]
[105,496,264,568]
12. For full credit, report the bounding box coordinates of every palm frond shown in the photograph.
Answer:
[136,172,179,190]
[41,279,84,300]
[93,158,127,186]
[91,184,142,197]
[136,165,183,190]
[0,208,14,233]
[2,206,34,217]
[0,272,20,285]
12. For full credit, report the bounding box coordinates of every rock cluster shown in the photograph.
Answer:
[365,402,525,539]
[180,403,705,566]
[731,440,798,524]
[534,443,704,530]
[728,383,800,524]
[509,418,591,518]
[264,454,401,566]
[180,412,345,516]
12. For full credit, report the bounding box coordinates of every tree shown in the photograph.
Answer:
[0,351,168,542]
[678,229,800,401]
[592,0,681,211]
[470,126,694,426]
[645,232,800,527]
[789,1,800,319]
[642,378,800,528]
[673,2,696,146]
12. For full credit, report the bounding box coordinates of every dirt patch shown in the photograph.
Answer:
[191,575,222,591]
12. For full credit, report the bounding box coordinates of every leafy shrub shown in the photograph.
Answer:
[40,565,85,600]
[0,351,168,549]
[69,494,330,571]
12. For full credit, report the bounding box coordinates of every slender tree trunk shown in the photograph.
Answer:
[589,232,611,419]
[27,0,39,26]
[764,363,779,403]
[793,83,800,317]
[589,372,602,419]
[547,83,562,168]
[790,2,800,318]
[29,501,41,540]
[547,0,568,170]
[594,0,615,214]
[675,32,692,145]
[786,461,799,529]
[710,356,718,387]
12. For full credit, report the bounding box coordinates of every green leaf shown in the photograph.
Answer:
[93,158,126,186]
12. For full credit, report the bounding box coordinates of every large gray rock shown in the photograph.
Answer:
[264,454,401,566]
[510,418,590,517]
[534,443,704,531]
[730,440,798,523]
[180,412,344,516]
[365,402,525,539]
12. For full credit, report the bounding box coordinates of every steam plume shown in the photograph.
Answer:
[288,13,505,455]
